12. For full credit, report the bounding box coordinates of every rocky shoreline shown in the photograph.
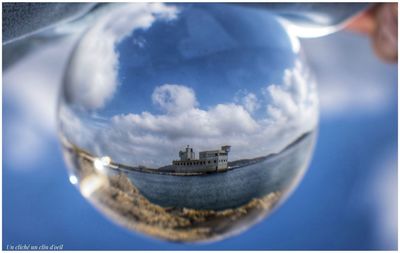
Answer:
[93,173,281,242]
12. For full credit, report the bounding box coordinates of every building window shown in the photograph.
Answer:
[214,160,216,163]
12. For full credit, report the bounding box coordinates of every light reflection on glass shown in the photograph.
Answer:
[69,175,78,185]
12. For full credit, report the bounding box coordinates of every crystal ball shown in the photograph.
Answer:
[58,3,318,242]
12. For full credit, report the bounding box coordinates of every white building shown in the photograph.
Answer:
[199,145,230,170]
[179,145,195,161]
[172,145,231,172]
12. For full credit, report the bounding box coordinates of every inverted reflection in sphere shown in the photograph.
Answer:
[58,3,318,242]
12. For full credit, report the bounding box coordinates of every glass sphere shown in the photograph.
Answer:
[58,3,318,242]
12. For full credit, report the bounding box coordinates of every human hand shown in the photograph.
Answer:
[346,3,398,63]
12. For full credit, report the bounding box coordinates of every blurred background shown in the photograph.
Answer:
[2,3,398,250]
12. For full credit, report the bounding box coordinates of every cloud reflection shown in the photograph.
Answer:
[65,3,179,110]
[60,60,318,167]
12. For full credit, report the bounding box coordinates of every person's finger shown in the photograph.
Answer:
[372,3,398,63]
[346,3,398,63]
[345,4,377,35]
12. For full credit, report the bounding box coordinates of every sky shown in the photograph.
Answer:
[59,3,318,168]
[2,3,398,250]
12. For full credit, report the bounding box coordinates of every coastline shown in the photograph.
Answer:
[62,131,313,177]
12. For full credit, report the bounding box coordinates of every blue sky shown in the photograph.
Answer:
[2,3,398,250]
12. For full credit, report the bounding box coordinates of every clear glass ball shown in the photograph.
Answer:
[58,3,318,242]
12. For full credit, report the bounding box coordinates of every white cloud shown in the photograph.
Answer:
[65,3,179,110]
[242,93,260,113]
[265,60,318,124]
[61,60,319,167]
[234,90,260,114]
[152,84,198,114]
